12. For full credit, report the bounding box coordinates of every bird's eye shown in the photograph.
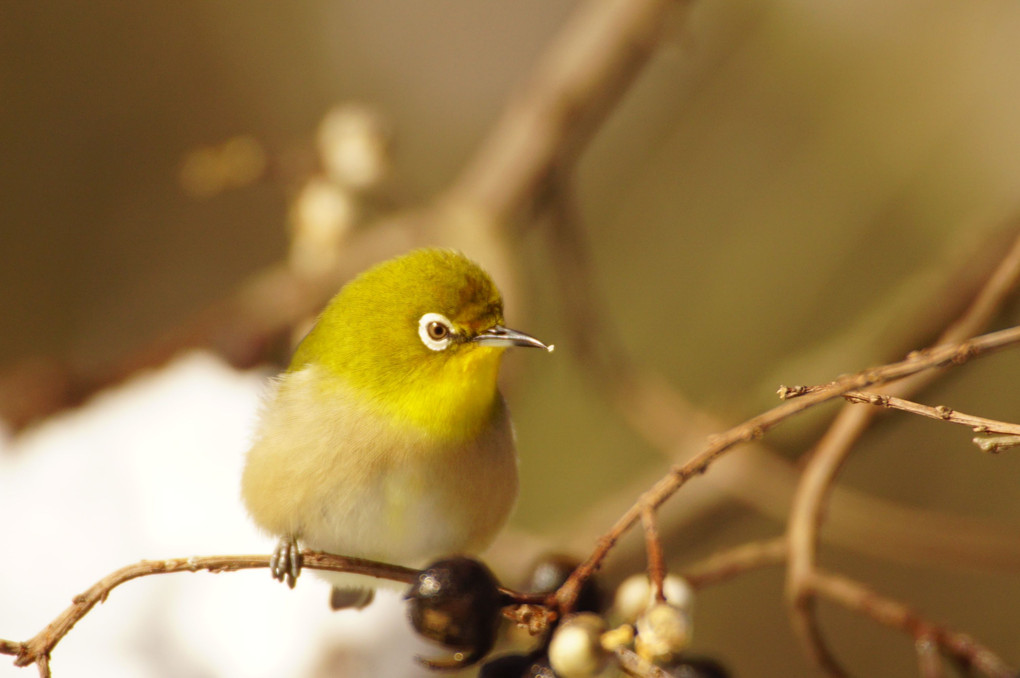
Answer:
[418,313,454,351]
[427,322,448,341]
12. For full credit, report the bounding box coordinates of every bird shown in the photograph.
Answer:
[241,247,552,609]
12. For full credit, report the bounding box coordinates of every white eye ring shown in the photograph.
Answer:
[418,312,455,351]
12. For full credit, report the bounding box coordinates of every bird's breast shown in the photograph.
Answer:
[241,365,519,566]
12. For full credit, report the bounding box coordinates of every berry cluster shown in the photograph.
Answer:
[405,555,729,677]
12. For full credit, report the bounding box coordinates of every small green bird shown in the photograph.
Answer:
[241,248,551,608]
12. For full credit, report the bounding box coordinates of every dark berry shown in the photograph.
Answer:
[407,556,504,669]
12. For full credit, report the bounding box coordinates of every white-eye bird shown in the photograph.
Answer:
[241,248,551,608]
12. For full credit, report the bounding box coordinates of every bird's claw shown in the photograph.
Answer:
[269,536,301,588]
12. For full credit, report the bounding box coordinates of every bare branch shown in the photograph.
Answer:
[811,570,1016,678]
[784,231,1020,675]
[1,552,418,673]
[916,635,945,678]
[555,323,1020,612]
[640,504,667,602]
[680,537,788,589]
[839,390,1020,442]
[446,0,687,223]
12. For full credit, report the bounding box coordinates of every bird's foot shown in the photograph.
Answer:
[269,536,302,588]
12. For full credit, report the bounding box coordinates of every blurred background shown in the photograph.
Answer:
[3,0,1020,676]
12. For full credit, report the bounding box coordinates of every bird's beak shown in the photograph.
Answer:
[472,325,554,352]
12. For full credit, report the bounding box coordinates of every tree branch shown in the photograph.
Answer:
[784,230,1020,675]
[640,504,667,602]
[810,569,1015,678]
[554,323,1020,612]
[680,537,788,589]
[839,390,1020,443]
[0,552,418,675]
[446,0,687,223]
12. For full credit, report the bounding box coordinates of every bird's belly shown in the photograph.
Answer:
[242,369,519,570]
[304,426,518,566]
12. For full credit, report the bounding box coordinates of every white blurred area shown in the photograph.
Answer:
[0,353,432,678]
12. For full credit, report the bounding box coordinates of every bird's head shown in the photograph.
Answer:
[290,248,551,438]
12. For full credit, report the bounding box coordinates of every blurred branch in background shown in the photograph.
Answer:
[810,570,1015,678]
[445,0,687,222]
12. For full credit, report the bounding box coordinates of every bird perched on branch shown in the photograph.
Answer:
[241,248,552,608]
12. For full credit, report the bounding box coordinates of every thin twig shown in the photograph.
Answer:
[554,324,1020,612]
[446,0,686,223]
[916,635,945,678]
[680,537,789,589]
[810,570,1016,678]
[784,230,1020,676]
[785,407,865,677]
[839,390,1020,441]
[1,552,418,673]
[640,504,667,602]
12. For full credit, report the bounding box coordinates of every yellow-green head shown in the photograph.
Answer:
[290,248,551,439]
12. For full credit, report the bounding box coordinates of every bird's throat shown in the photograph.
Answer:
[390,350,504,441]
[329,348,505,442]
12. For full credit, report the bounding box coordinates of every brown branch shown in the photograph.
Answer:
[839,390,1020,442]
[785,407,865,677]
[445,0,687,223]
[680,537,789,589]
[810,570,1016,678]
[784,230,1020,676]
[554,323,1020,612]
[640,504,667,602]
[916,635,945,678]
[0,552,418,675]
